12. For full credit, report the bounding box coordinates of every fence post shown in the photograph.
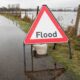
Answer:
[68,40,72,59]
[75,5,80,35]
[36,6,39,16]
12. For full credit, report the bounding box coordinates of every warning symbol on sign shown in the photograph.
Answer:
[24,5,68,44]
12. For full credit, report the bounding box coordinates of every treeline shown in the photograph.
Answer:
[0,7,77,12]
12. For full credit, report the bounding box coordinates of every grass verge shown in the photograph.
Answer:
[1,14,32,33]
[48,42,80,80]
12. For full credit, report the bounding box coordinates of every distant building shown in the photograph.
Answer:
[8,4,20,9]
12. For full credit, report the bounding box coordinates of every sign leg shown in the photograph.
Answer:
[53,43,57,50]
[68,41,72,59]
[23,43,26,73]
[31,45,34,72]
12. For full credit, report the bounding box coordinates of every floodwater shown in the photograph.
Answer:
[0,15,28,80]
[0,15,75,80]
[21,11,77,30]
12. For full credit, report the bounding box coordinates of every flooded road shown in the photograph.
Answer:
[0,15,74,80]
[0,15,29,80]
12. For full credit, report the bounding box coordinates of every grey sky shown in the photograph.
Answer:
[0,0,80,8]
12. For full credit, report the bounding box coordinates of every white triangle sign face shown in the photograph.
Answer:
[24,5,68,44]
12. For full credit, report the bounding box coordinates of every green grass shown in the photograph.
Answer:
[17,20,31,32]
[1,14,32,33]
[48,43,80,80]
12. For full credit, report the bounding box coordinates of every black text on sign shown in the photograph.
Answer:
[36,31,57,38]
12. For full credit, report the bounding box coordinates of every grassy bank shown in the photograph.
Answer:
[1,14,32,33]
[48,30,80,80]
[48,43,80,80]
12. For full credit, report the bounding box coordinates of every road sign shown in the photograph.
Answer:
[24,5,68,44]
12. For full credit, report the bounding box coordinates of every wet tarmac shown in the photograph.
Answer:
[0,15,68,80]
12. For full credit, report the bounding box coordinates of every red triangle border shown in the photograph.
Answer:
[24,5,69,44]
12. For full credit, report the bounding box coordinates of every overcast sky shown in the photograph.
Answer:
[0,0,80,8]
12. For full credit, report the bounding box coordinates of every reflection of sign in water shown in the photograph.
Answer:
[24,5,68,44]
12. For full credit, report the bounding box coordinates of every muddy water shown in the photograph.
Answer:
[0,15,73,80]
[21,11,77,30]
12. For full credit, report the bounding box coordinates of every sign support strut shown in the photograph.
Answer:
[68,40,72,59]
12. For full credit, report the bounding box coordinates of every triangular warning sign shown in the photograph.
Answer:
[24,5,68,44]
